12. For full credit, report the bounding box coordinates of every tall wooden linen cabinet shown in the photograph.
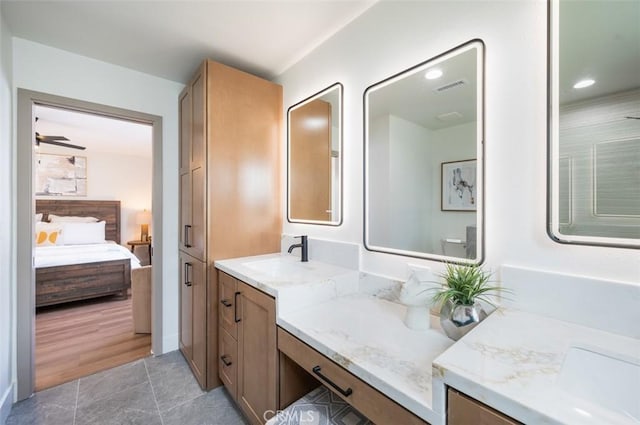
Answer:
[178,60,282,390]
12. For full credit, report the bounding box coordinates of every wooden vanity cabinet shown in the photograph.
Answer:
[178,59,282,390]
[447,388,521,425]
[218,271,278,425]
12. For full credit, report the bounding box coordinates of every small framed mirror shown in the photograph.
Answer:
[287,83,343,225]
[548,0,640,248]
[364,40,484,263]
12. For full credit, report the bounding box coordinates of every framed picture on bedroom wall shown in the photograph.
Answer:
[35,153,87,196]
[441,159,476,211]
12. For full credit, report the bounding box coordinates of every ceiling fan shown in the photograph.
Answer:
[34,118,86,150]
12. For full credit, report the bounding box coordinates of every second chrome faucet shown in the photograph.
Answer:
[287,235,308,262]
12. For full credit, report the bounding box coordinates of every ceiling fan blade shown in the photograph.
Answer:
[39,140,86,150]
[36,134,70,142]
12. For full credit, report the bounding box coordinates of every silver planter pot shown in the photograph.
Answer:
[440,300,487,341]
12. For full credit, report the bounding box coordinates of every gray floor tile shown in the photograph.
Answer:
[144,350,186,376]
[77,359,148,408]
[145,351,205,412]
[7,380,78,425]
[161,387,248,425]
[6,403,76,425]
[75,381,160,425]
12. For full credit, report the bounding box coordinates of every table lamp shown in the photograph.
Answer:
[136,209,152,242]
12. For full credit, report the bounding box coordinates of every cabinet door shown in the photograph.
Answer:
[448,388,520,425]
[179,252,192,361]
[218,271,238,339]
[237,281,277,425]
[179,252,207,388]
[191,257,207,388]
[179,68,206,260]
[179,87,191,175]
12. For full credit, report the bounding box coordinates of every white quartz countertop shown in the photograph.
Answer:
[216,254,640,425]
[215,253,359,313]
[279,293,454,425]
[433,308,640,425]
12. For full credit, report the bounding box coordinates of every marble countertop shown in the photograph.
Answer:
[216,254,640,425]
[279,293,454,425]
[216,254,453,424]
[215,253,360,314]
[433,308,640,425]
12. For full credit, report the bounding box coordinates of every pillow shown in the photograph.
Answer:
[35,213,43,222]
[61,221,106,245]
[48,214,99,223]
[35,222,62,246]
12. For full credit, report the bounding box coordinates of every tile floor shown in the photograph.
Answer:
[7,351,248,425]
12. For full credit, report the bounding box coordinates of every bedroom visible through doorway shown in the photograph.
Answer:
[33,104,153,391]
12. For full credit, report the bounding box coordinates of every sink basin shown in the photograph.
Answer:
[242,257,350,283]
[557,345,640,421]
[243,257,315,280]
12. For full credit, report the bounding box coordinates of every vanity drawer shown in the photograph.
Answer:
[277,327,428,425]
[219,328,238,400]
[447,388,520,425]
[219,271,238,339]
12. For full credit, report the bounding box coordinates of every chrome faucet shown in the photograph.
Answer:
[287,235,308,262]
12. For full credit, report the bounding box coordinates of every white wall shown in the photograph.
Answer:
[12,38,184,356]
[429,122,476,258]
[277,1,640,284]
[0,7,14,423]
[559,89,640,239]
[36,146,153,244]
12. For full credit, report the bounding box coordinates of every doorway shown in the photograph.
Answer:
[16,89,164,399]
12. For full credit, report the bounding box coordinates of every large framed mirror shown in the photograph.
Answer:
[364,40,484,263]
[548,0,640,248]
[288,83,343,225]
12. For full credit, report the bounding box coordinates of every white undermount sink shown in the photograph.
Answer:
[557,345,640,421]
[242,256,349,283]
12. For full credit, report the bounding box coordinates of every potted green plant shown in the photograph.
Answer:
[431,263,506,340]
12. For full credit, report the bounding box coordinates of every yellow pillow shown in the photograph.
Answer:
[35,222,62,246]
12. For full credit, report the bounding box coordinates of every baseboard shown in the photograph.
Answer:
[0,383,14,425]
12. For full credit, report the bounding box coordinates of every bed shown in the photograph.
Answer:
[35,200,139,308]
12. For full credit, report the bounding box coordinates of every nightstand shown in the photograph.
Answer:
[127,239,152,265]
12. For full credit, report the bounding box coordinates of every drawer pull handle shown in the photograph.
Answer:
[184,262,192,287]
[234,292,241,322]
[220,355,232,366]
[312,366,353,397]
[220,299,232,307]
[184,225,192,248]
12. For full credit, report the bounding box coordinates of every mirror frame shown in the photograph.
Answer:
[287,82,344,226]
[547,0,640,249]
[363,39,485,264]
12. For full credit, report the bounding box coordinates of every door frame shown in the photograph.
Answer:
[16,89,164,400]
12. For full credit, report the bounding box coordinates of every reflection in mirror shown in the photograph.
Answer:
[364,40,484,263]
[288,83,342,225]
[549,0,640,248]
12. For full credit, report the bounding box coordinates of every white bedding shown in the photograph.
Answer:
[35,241,141,269]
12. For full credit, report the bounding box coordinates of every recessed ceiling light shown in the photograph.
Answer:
[425,69,443,80]
[573,79,595,89]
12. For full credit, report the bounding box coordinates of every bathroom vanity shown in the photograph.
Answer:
[215,251,640,425]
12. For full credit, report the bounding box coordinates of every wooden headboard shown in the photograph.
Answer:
[36,200,121,244]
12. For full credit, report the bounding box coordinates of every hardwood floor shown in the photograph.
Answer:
[36,294,151,391]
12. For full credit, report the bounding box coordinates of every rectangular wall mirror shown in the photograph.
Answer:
[364,40,484,263]
[548,0,640,248]
[287,83,343,225]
